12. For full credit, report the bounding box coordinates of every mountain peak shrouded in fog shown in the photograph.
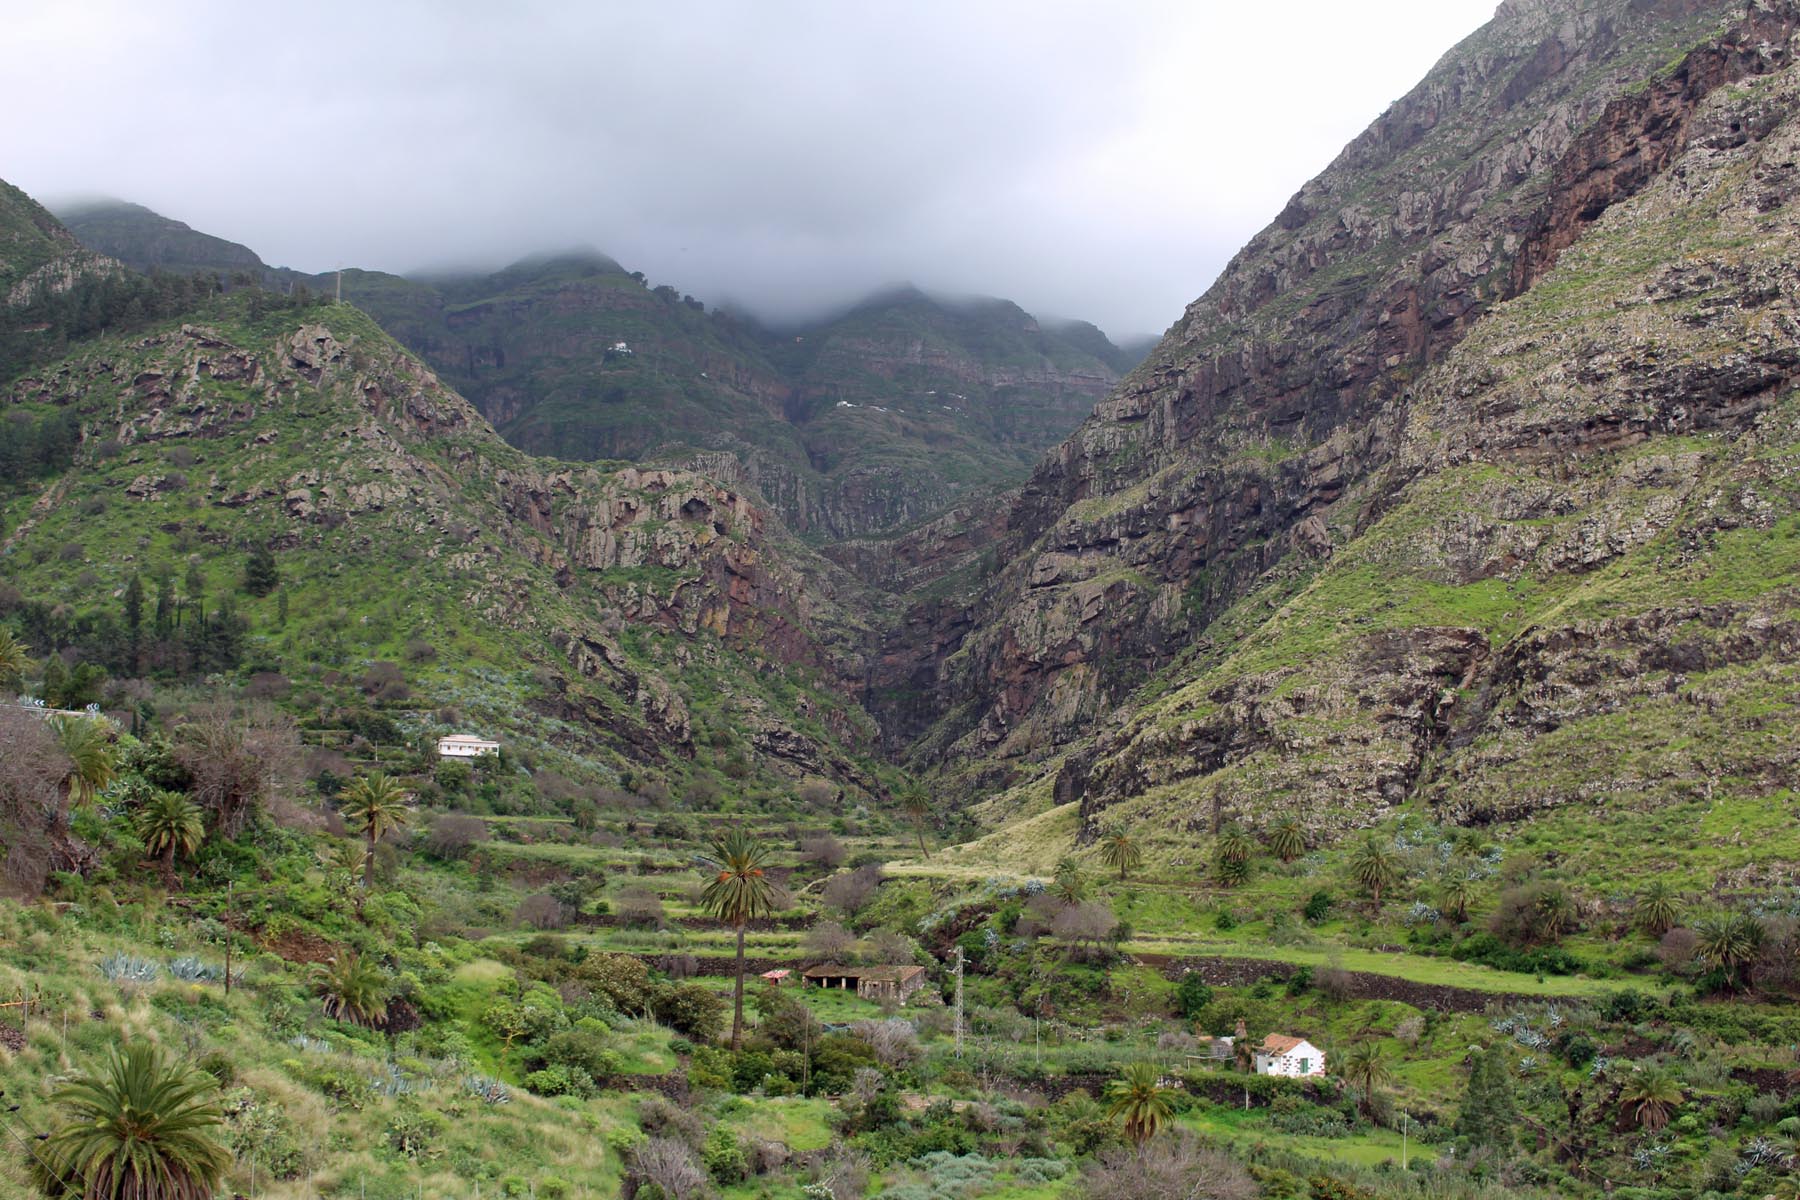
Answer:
[11,0,1497,342]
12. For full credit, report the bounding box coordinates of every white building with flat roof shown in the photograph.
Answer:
[436,733,500,759]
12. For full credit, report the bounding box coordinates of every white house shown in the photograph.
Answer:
[1254,1034,1327,1078]
[436,733,500,759]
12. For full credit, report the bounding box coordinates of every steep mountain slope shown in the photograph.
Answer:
[1069,63,1800,866]
[52,202,1139,539]
[0,179,121,305]
[58,198,266,279]
[885,0,1799,805]
[0,275,891,798]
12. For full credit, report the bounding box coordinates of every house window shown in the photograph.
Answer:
[1299,1058,1309,1073]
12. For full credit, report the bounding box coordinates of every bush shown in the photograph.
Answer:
[1303,891,1333,923]
[703,1125,748,1185]
[1450,931,1582,975]
[424,814,488,860]
[654,982,725,1042]
[522,1064,596,1098]
[384,1101,446,1159]
[576,954,658,1015]
[1174,973,1213,1019]
[516,893,569,930]
[528,1029,621,1082]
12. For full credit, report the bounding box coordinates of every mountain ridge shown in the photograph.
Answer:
[56,201,1143,541]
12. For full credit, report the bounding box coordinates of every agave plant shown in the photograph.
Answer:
[97,953,161,984]
[164,957,223,984]
[463,1074,511,1105]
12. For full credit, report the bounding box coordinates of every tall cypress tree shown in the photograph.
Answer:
[243,545,279,598]
[154,571,175,636]
[1455,1043,1517,1149]
[122,574,145,667]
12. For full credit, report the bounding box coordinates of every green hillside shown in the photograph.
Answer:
[0,290,895,811]
[7,0,1800,1196]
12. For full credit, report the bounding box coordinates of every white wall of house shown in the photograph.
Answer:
[1254,1041,1326,1077]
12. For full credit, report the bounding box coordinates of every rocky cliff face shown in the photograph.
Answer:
[884,0,1798,801]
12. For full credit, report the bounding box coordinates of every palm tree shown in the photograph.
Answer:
[1215,824,1254,864]
[338,772,411,903]
[48,713,116,805]
[701,829,777,1051]
[901,791,932,859]
[1693,910,1764,992]
[1530,884,1577,944]
[35,1043,231,1200]
[1051,868,1087,907]
[1341,1041,1394,1117]
[1348,834,1402,909]
[1617,1066,1683,1131]
[1438,872,1477,924]
[322,839,363,879]
[1104,1061,1174,1149]
[1098,831,1142,882]
[1266,817,1306,864]
[0,627,28,690]
[1214,853,1250,888]
[136,791,205,886]
[314,951,391,1026]
[1636,881,1684,938]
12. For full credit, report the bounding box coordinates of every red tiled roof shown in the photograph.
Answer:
[1261,1034,1308,1054]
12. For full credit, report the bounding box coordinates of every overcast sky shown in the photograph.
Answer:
[7,1,1498,340]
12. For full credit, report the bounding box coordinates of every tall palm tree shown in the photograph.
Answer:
[1266,817,1306,864]
[1348,834,1402,909]
[338,772,411,902]
[1341,1041,1393,1118]
[1617,1066,1683,1131]
[0,627,28,691]
[48,714,116,805]
[1098,831,1142,882]
[1636,881,1684,938]
[701,829,777,1051]
[1215,824,1255,864]
[1693,910,1764,992]
[314,951,391,1027]
[1104,1061,1174,1150]
[136,791,206,886]
[901,791,932,859]
[35,1043,231,1200]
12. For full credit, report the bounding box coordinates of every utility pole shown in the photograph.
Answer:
[223,881,233,998]
[336,269,343,304]
[953,944,964,1059]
